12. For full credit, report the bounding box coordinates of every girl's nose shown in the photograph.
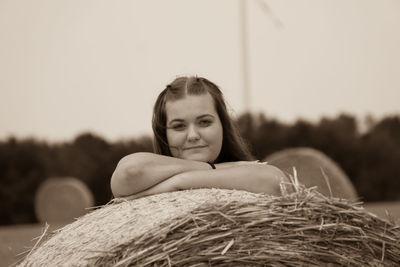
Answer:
[187,125,200,142]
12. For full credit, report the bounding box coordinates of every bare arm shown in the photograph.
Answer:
[176,164,288,194]
[124,163,290,199]
[110,152,212,197]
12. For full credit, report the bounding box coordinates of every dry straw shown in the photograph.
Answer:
[19,180,400,266]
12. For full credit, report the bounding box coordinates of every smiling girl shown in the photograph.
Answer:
[110,76,289,199]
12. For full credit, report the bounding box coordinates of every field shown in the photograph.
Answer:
[0,223,65,267]
[1,202,399,267]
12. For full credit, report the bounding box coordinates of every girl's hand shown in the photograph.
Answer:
[121,175,181,200]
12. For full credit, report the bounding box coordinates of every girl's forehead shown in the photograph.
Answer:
[165,93,217,120]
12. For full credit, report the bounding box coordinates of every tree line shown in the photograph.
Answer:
[0,113,399,225]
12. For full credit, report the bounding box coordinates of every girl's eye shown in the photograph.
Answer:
[199,120,212,127]
[172,123,186,131]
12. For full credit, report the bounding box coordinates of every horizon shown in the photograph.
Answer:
[1,111,397,143]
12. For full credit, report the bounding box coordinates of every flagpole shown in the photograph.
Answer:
[239,0,250,113]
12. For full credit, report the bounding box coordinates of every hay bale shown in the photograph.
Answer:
[20,187,399,266]
[34,177,94,223]
[265,147,358,200]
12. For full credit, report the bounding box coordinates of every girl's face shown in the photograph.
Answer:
[165,93,223,163]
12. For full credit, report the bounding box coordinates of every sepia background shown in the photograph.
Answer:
[1,0,399,266]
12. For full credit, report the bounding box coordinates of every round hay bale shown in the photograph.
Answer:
[265,147,358,200]
[21,188,400,266]
[34,177,94,223]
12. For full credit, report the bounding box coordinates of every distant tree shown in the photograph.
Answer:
[235,113,400,202]
[254,115,291,158]
[0,132,154,225]
[358,116,400,201]
[1,114,399,225]
[0,138,48,224]
[312,114,361,183]
[286,119,315,148]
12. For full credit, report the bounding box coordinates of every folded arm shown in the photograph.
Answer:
[110,152,213,197]
[120,161,290,200]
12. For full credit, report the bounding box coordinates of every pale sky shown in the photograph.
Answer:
[1,0,399,142]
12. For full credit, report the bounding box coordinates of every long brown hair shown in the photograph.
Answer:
[152,76,254,162]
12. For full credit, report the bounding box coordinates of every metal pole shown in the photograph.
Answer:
[239,0,250,113]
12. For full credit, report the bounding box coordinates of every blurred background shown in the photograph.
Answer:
[1,0,399,265]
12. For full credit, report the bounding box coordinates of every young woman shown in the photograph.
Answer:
[110,76,290,199]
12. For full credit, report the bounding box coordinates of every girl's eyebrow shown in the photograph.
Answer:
[167,114,214,125]
[197,114,214,119]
